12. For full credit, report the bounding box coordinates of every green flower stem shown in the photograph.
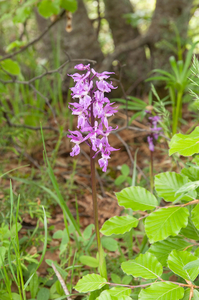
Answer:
[150,150,154,193]
[90,102,107,280]
[172,90,183,135]
[90,149,101,251]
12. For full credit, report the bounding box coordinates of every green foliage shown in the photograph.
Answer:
[138,282,184,300]
[169,126,199,156]
[116,186,158,211]
[114,164,132,186]
[168,250,199,281]
[121,252,163,279]
[147,42,198,134]
[0,59,21,75]
[148,237,191,266]
[100,216,138,236]
[145,206,189,243]
[155,172,196,202]
[74,274,107,293]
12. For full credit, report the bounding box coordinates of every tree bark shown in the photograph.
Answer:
[100,0,194,93]
[103,0,147,93]
[35,0,104,65]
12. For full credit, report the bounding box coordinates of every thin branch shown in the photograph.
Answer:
[0,10,66,62]
[52,263,72,300]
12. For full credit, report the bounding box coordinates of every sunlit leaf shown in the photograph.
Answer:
[138,282,184,300]
[60,0,77,13]
[180,217,199,240]
[168,250,199,281]
[38,0,60,18]
[1,59,21,75]
[116,186,157,211]
[191,204,199,230]
[79,256,99,268]
[155,172,196,202]
[145,206,189,243]
[75,274,107,293]
[148,237,191,266]
[100,215,138,236]
[181,288,199,300]
[121,253,163,279]
[169,127,199,157]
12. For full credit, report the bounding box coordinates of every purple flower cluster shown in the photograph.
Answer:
[67,64,118,172]
[145,112,162,152]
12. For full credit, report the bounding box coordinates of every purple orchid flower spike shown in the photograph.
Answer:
[145,112,162,152]
[67,64,119,172]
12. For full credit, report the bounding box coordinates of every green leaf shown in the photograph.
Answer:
[121,252,163,279]
[11,294,20,300]
[83,224,94,240]
[96,290,112,300]
[6,40,26,52]
[191,204,199,230]
[38,0,60,18]
[168,250,199,281]
[121,164,130,176]
[145,206,189,243]
[60,0,77,12]
[180,217,199,240]
[169,127,199,156]
[0,82,7,93]
[101,237,118,252]
[13,6,31,24]
[100,216,138,236]
[138,282,184,300]
[116,186,158,211]
[183,259,199,271]
[111,273,121,284]
[108,287,131,297]
[1,59,20,75]
[122,275,132,285]
[176,181,199,195]
[181,288,199,300]
[114,175,127,186]
[181,166,199,181]
[37,288,50,300]
[75,274,107,293]
[53,230,63,239]
[148,237,191,266]
[79,256,99,268]
[29,272,39,298]
[0,247,6,268]
[155,172,196,202]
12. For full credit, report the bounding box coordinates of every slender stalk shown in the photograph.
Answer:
[90,102,107,279]
[150,150,154,193]
[90,147,101,251]
[172,90,183,135]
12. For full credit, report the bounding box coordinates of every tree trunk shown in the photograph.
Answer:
[103,0,147,94]
[147,0,194,71]
[100,0,194,94]
[35,0,104,65]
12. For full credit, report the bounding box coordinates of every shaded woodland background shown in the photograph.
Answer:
[1,0,198,96]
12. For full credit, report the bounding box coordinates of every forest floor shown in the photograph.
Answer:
[0,103,197,285]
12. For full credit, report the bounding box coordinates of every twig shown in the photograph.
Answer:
[0,10,66,62]
[2,100,59,133]
[52,263,72,300]
[14,144,40,169]
[0,58,97,85]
